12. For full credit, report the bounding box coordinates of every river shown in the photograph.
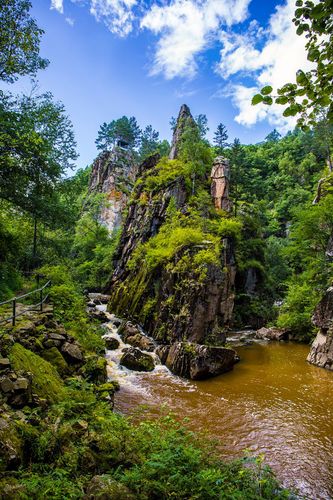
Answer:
[103,318,333,499]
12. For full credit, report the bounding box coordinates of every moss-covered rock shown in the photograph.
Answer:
[84,475,135,499]
[0,416,23,471]
[120,347,155,372]
[80,355,107,384]
[9,343,64,403]
[41,347,69,376]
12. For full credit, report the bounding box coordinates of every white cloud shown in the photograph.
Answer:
[51,0,64,13]
[90,0,137,37]
[65,17,75,26]
[141,0,251,79]
[216,0,313,130]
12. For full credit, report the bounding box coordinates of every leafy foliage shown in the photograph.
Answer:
[0,0,48,82]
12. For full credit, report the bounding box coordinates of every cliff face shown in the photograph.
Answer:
[108,105,236,348]
[307,286,333,370]
[89,148,137,233]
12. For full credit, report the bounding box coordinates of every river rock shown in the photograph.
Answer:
[118,321,155,351]
[255,327,289,341]
[120,347,155,372]
[104,336,120,350]
[87,293,111,304]
[308,287,333,370]
[164,342,237,380]
[0,359,11,371]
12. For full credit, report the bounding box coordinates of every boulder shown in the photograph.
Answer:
[80,355,107,384]
[255,327,289,341]
[120,347,155,372]
[0,417,23,470]
[308,288,333,370]
[104,336,120,350]
[0,372,33,408]
[87,308,109,322]
[61,342,84,364]
[125,333,155,352]
[84,475,135,500]
[118,321,140,341]
[165,342,237,380]
[307,331,333,370]
[87,293,111,304]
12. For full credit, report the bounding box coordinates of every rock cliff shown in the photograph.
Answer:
[107,105,237,377]
[307,286,333,370]
[89,148,137,233]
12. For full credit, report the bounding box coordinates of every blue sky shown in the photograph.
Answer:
[4,0,310,169]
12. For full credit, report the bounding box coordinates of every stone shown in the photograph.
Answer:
[80,355,107,384]
[308,287,333,370]
[84,475,135,500]
[126,333,155,352]
[165,342,237,380]
[169,104,196,160]
[0,359,11,371]
[255,327,289,341]
[13,378,29,391]
[87,293,111,304]
[156,345,170,364]
[0,417,22,470]
[48,332,66,342]
[104,336,120,350]
[87,308,109,322]
[120,347,155,372]
[1,378,14,393]
[307,331,333,370]
[88,146,137,234]
[61,342,84,364]
[312,286,333,330]
[210,157,231,211]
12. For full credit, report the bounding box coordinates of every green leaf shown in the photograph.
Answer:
[251,94,264,105]
[261,85,273,95]
[275,96,289,105]
[296,70,308,85]
[262,96,273,105]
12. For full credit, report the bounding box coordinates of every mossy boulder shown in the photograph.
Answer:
[104,336,120,350]
[9,343,64,403]
[41,347,69,376]
[80,355,108,384]
[0,417,23,471]
[84,475,135,500]
[120,347,155,372]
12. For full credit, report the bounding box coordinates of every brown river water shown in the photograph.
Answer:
[103,317,333,499]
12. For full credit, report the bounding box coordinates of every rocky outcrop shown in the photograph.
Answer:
[255,327,290,341]
[169,104,196,160]
[157,342,237,380]
[120,347,155,372]
[210,157,230,211]
[307,287,333,370]
[107,105,236,354]
[89,148,137,233]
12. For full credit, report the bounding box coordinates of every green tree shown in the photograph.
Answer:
[195,114,209,138]
[0,0,48,83]
[95,116,141,151]
[0,91,77,262]
[213,122,229,151]
[139,125,159,160]
[252,0,333,127]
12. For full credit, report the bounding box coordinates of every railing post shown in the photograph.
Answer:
[12,298,16,327]
[40,287,43,312]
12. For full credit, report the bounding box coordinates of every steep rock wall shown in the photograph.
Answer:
[89,148,137,233]
[107,106,236,346]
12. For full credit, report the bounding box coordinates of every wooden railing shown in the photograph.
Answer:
[0,280,52,327]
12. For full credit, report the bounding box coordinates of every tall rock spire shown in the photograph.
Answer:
[169,104,196,160]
